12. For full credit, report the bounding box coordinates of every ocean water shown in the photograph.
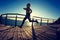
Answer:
[1,18,48,26]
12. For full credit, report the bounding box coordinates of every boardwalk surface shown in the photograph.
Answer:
[0,24,57,40]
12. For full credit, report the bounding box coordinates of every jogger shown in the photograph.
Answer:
[19,3,38,28]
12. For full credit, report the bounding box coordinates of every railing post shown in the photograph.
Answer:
[15,15,17,27]
[0,15,2,24]
[32,18,34,27]
[40,18,42,26]
[5,14,8,25]
[47,19,49,25]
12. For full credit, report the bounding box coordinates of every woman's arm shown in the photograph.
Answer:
[23,8,26,10]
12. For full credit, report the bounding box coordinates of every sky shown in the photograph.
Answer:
[0,0,60,19]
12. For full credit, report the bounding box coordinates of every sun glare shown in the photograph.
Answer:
[28,22,32,26]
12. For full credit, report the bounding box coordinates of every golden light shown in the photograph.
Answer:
[28,22,32,26]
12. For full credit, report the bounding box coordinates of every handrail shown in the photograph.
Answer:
[0,13,56,27]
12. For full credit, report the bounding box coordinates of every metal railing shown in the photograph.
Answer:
[0,13,57,40]
[0,13,56,27]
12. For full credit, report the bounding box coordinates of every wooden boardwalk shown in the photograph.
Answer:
[0,24,56,40]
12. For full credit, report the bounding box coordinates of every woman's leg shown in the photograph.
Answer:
[28,15,38,23]
[20,16,27,28]
[28,15,32,22]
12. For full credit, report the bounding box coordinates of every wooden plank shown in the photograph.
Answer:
[0,25,57,40]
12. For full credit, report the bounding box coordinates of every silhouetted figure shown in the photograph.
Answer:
[19,3,38,28]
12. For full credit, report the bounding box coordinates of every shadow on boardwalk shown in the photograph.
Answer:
[0,24,57,40]
[32,25,37,40]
